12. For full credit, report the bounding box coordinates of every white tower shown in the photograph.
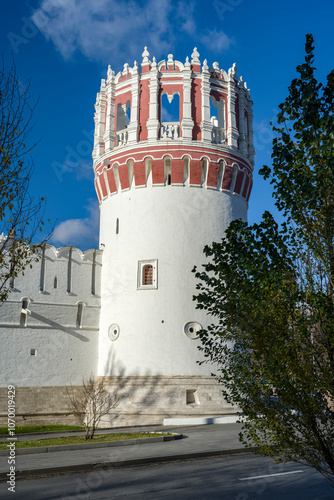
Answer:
[93,48,254,425]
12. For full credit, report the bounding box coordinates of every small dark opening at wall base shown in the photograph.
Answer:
[116,218,119,234]
[167,174,171,185]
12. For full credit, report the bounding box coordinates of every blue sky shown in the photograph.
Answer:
[0,0,333,250]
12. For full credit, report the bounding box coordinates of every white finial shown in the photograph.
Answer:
[228,62,237,79]
[184,55,191,69]
[167,54,174,64]
[142,46,150,64]
[191,47,200,63]
[107,65,114,82]
[239,76,247,89]
[123,63,130,76]
[134,60,138,69]
[100,78,106,90]
[202,59,209,71]
[213,62,220,70]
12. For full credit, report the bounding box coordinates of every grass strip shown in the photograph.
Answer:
[0,425,84,435]
[0,433,169,450]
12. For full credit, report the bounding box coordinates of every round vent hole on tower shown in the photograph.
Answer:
[108,324,120,341]
[184,322,202,339]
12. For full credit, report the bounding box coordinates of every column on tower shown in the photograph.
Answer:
[227,64,239,148]
[238,78,248,156]
[127,61,140,144]
[146,57,160,141]
[93,79,106,160]
[181,56,194,140]
[104,67,116,152]
[201,58,212,143]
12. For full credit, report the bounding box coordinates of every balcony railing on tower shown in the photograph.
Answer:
[211,126,225,145]
[116,129,128,147]
[160,122,181,140]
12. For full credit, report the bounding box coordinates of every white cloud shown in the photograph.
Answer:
[32,0,175,64]
[51,198,99,249]
[201,30,234,53]
[31,0,233,65]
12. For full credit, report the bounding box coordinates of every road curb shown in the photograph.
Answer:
[0,433,182,456]
[0,447,259,481]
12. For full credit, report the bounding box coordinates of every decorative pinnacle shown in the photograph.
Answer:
[228,62,237,80]
[123,63,130,76]
[212,61,219,70]
[239,76,247,89]
[142,46,150,64]
[107,65,115,82]
[191,47,200,63]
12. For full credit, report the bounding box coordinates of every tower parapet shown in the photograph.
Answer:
[93,47,254,205]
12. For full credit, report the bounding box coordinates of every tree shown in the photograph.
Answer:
[0,58,47,302]
[193,34,334,486]
[67,375,119,439]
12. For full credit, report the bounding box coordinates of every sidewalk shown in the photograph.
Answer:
[0,423,255,480]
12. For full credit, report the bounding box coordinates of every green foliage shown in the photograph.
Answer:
[194,34,334,485]
[0,58,49,302]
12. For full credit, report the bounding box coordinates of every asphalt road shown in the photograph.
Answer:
[2,453,333,500]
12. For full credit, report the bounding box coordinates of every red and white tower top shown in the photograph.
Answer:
[92,47,254,203]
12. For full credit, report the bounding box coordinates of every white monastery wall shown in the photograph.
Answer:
[0,244,102,388]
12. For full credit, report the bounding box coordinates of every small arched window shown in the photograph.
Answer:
[138,260,158,289]
[142,265,153,286]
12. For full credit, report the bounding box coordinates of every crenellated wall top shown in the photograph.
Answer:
[6,244,102,304]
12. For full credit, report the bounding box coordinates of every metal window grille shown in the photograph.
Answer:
[142,265,153,285]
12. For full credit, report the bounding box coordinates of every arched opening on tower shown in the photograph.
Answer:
[145,158,152,185]
[210,96,225,144]
[113,164,120,191]
[164,156,172,185]
[217,160,225,190]
[201,159,208,188]
[160,93,180,139]
[128,160,134,188]
[116,100,130,146]
[183,157,190,186]
[116,101,131,131]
